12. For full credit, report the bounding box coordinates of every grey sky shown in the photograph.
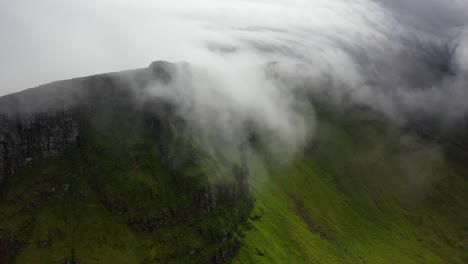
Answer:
[0,0,464,93]
[0,0,467,133]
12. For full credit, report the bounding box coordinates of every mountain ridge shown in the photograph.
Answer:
[0,61,466,263]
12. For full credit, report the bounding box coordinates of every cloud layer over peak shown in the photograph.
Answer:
[1,0,467,151]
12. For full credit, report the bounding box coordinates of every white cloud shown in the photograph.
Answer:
[1,0,467,152]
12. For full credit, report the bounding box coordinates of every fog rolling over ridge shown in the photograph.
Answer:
[1,2,468,263]
[1,0,468,152]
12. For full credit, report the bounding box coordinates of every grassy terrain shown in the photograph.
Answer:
[233,106,468,263]
[0,104,466,263]
[0,106,252,264]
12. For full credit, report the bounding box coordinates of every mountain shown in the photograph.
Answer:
[0,62,466,263]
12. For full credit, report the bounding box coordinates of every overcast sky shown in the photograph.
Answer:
[1,0,468,137]
[1,0,467,159]
[0,0,466,94]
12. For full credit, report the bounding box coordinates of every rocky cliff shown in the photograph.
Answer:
[0,61,177,184]
[0,61,252,263]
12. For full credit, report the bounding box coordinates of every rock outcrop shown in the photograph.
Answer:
[0,61,252,263]
[0,61,175,184]
[0,112,79,182]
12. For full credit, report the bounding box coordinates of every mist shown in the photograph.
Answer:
[1,0,468,153]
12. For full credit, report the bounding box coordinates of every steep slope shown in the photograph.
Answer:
[234,105,468,263]
[0,104,252,263]
[0,62,467,263]
[0,62,252,263]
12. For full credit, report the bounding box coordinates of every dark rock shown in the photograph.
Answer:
[0,61,177,184]
[0,61,253,263]
[0,230,22,264]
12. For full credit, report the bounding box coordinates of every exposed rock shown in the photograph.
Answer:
[0,230,22,264]
[0,61,253,263]
[0,61,177,184]
[0,112,79,183]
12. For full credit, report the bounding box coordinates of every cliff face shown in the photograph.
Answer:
[0,61,175,184]
[0,61,252,263]
[0,112,79,183]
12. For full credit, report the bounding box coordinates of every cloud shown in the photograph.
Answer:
[1,0,467,153]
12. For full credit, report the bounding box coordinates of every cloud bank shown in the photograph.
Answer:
[1,0,467,152]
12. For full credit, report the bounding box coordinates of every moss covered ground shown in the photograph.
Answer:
[233,106,467,263]
[0,104,466,263]
[0,106,251,263]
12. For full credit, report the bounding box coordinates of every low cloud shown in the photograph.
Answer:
[1,0,467,154]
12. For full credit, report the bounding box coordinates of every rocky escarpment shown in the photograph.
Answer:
[0,112,79,183]
[0,61,252,264]
[0,61,177,184]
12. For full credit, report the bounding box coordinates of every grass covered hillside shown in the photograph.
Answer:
[234,105,468,263]
[0,102,466,263]
[0,105,252,264]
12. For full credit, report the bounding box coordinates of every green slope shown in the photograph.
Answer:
[0,106,252,264]
[234,106,468,263]
[0,104,466,263]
